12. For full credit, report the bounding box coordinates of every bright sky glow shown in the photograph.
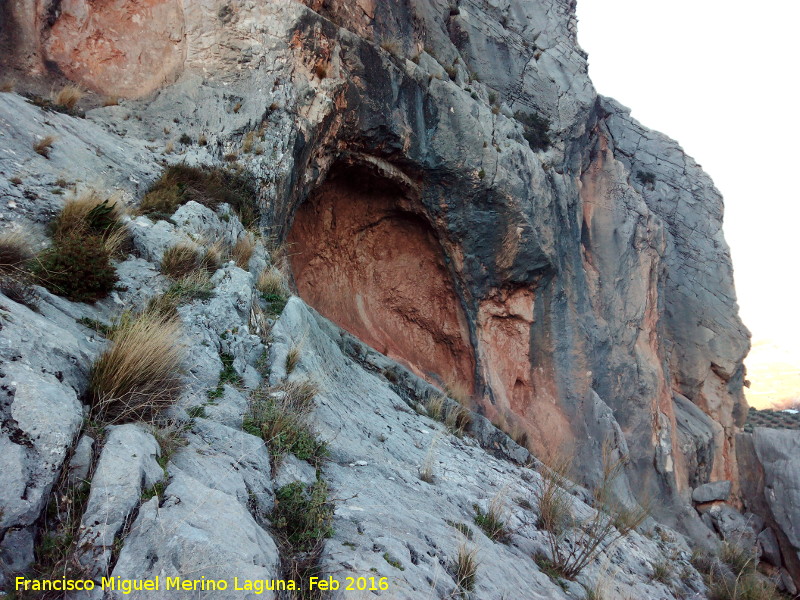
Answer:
[575,0,800,408]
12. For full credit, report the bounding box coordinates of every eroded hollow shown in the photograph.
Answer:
[287,164,476,392]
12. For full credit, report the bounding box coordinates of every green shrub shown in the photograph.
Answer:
[272,481,334,552]
[515,111,551,151]
[636,171,656,186]
[33,232,117,303]
[139,165,258,227]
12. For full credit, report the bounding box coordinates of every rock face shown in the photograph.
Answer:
[739,429,800,586]
[0,0,780,595]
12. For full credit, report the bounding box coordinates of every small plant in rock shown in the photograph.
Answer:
[160,243,203,279]
[447,521,474,540]
[426,394,446,421]
[473,495,508,542]
[244,379,326,464]
[19,473,92,596]
[515,111,551,152]
[88,310,185,423]
[146,271,214,320]
[272,480,334,551]
[450,542,478,596]
[383,552,405,571]
[444,401,472,436]
[148,419,188,468]
[419,438,437,483]
[257,266,287,297]
[207,352,243,400]
[707,564,782,600]
[34,135,56,158]
[651,560,671,584]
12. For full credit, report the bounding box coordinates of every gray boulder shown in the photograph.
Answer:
[692,480,732,504]
[111,471,280,600]
[76,424,164,578]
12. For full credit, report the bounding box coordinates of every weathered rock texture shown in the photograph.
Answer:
[0,0,778,595]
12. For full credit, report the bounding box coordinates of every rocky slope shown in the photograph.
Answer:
[0,0,798,598]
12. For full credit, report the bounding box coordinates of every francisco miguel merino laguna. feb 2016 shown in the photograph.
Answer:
[16,575,391,594]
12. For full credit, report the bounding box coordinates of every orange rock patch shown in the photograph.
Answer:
[288,166,476,393]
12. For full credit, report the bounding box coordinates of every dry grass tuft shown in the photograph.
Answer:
[426,394,446,421]
[161,243,203,279]
[256,266,287,297]
[452,542,478,595]
[285,344,302,375]
[52,85,83,110]
[89,310,185,424]
[1,80,15,92]
[102,96,119,107]
[52,191,124,240]
[419,438,438,483]
[201,239,226,273]
[445,379,471,404]
[0,230,34,273]
[445,401,472,435]
[232,234,254,269]
[34,135,56,158]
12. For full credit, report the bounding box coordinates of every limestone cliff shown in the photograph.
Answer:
[1,0,792,598]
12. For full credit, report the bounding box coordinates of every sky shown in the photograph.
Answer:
[574,1,800,409]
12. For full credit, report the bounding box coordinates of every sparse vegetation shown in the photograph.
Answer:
[533,445,649,579]
[380,38,402,57]
[426,394,446,421]
[207,352,243,400]
[651,560,671,584]
[745,406,800,431]
[244,379,326,464]
[88,310,185,423]
[139,164,258,227]
[34,135,56,158]
[257,266,288,297]
[444,401,472,436]
[447,521,474,540]
[383,552,405,571]
[273,482,332,545]
[515,111,551,152]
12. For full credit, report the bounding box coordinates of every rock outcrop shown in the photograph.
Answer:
[2,0,792,596]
